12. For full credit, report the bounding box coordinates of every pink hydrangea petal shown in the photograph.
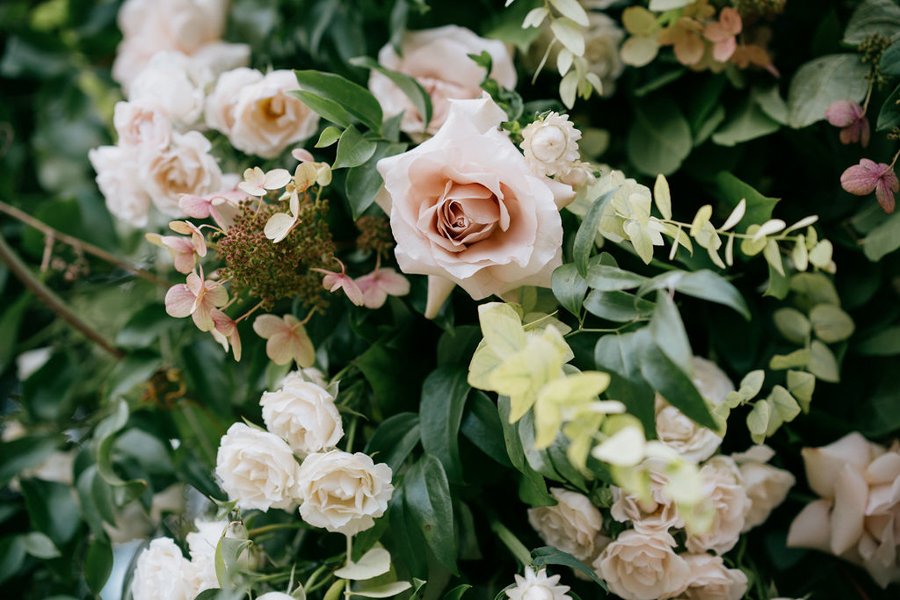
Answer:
[186,272,203,295]
[362,285,389,309]
[192,302,215,332]
[290,328,316,367]
[179,194,212,219]
[825,101,863,128]
[204,282,229,307]
[841,163,880,196]
[713,37,737,62]
[875,177,897,213]
[165,284,196,318]
[253,314,288,339]
[266,331,295,365]
[340,277,365,306]
[376,269,411,297]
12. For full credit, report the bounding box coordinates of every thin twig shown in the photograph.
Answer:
[0,200,170,288]
[0,232,123,358]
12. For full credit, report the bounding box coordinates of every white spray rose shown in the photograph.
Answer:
[685,456,750,555]
[128,51,209,128]
[260,379,344,456]
[215,423,302,511]
[131,537,199,600]
[731,445,795,532]
[505,567,572,600]
[520,112,582,178]
[280,367,331,391]
[140,130,223,217]
[297,450,393,535]
[678,553,748,600]
[88,145,151,227]
[594,529,691,600]
[528,487,603,562]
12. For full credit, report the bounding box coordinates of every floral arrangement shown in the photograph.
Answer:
[0,0,899,599]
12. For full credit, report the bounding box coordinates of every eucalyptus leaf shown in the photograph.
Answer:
[786,54,868,128]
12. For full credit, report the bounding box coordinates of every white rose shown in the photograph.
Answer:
[656,357,734,462]
[215,423,302,511]
[583,14,625,97]
[227,70,320,159]
[594,529,691,600]
[520,112,582,178]
[205,68,264,134]
[114,101,171,151]
[188,519,253,592]
[280,367,331,390]
[128,51,209,128]
[528,487,603,562]
[685,456,750,555]
[297,450,393,535]
[190,41,252,79]
[260,380,344,456]
[140,130,222,216]
[89,145,151,227]
[678,553,748,600]
[369,25,517,137]
[505,567,572,600]
[131,537,199,600]
[732,445,795,532]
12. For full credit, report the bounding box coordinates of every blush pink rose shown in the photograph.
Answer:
[375,96,574,317]
[369,25,517,137]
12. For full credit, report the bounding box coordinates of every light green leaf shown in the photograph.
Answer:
[550,18,585,56]
[639,343,717,429]
[747,400,770,444]
[843,0,900,44]
[649,0,694,9]
[714,173,780,232]
[584,290,655,322]
[769,348,811,370]
[638,270,751,319]
[333,125,378,170]
[773,308,812,344]
[649,291,692,375]
[808,340,840,383]
[712,97,781,146]
[573,185,614,277]
[856,326,900,356]
[350,582,413,598]
[790,273,841,306]
[769,385,801,425]
[477,302,526,357]
[787,370,816,412]
[551,264,588,317]
[787,54,868,128]
[550,0,589,26]
[586,264,648,292]
[316,126,343,148]
[810,304,855,343]
[862,211,900,261]
[22,532,59,559]
[404,455,458,573]
[654,174,672,220]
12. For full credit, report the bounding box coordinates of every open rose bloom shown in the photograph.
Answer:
[376,95,574,317]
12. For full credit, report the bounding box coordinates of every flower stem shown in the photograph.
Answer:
[0,200,170,288]
[344,535,353,600]
[247,522,305,537]
[0,231,123,358]
[489,517,532,566]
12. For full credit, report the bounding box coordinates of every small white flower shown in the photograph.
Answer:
[505,567,572,600]
[239,167,292,197]
[131,538,199,600]
[215,423,302,511]
[261,379,344,456]
[520,112,582,177]
[297,450,393,535]
[528,488,603,562]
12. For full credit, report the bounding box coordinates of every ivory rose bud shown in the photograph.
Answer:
[188,519,253,591]
[679,553,748,600]
[88,145,151,227]
[128,52,209,128]
[225,70,320,159]
[141,130,223,216]
[656,357,734,462]
[260,380,344,456]
[131,537,199,600]
[594,529,691,600]
[685,456,750,555]
[731,445,795,531]
[297,450,393,535]
[528,487,603,562]
[520,112,582,177]
[215,423,302,511]
[370,25,516,137]
[376,96,574,317]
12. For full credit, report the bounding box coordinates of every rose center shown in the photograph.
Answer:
[419,180,511,253]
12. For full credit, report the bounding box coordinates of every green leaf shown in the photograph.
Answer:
[786,54,868,128]
[638,270,750,319]
[21,479,80,546]
[573,189,614,277]
[214,537,252,589]
[497,397,554,506]
[787,370,816,412]
[876,83,900,132]
[350,56,433,129]
[404,455,458,573]
[809,304,855,343]
[316,125,343,148]
[773,308,811,344]
[0,293,29,372]
[747,400,770,444]
[882,40,900,76]
[862,211,900,261]
[593,330,657,435]
[420,368,470,483]
[856,326,900,356]
[84,535,113,593]
[23,352,76,421]
[769,348,811,370]
[0,433,64,487]
[639,343,717,429]
[584,290,655,322]
[586,264,648,292]
[443,584,472,600]
[711,97,781,146]
[333,125,378,170]
[116,303,178,349]
[105,351,162,400]
[531,546,608,589]
[808,340,839,383]
[365,413,421,473]
[295,70,383,132]
[350,582,413,598]
[790,273,841,306]
[460,392,512,467]
[22,532,59,559]
[551,263,588,317]
[0,536,25,585]
[345,141,407,218]
[843,0,900,44]
[714,173,780,233]
[627,96,692,176]
[649,291,692,375]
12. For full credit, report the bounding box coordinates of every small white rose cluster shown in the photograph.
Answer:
[92,0,320,228]
[520,112,598,193]
[215,369,394,536]
[131,518,251,600]
[527,358,796,600]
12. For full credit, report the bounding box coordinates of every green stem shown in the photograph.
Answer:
[247,522,305,537]
[343,535,353,600]
[489,518,532,566]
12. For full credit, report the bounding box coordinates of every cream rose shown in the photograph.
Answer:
[528,487,603,562]
[114,101,171,151]
[188,519,253,591]
[260,379,344,456]
[594,529,691,600]
[140,130,222,216]
[376,95,574,317]
[215,423,302,511]
[205,67,264,134]
[224,70,320,159]
[369,25,516,137]
[685,456,750,555]
[610,471,683,533]
[297,450,393,535]
[131,537,199,600]
[731,445,795,531]
[678,554,748,600]
[787,432,900,588]
[128,51,209,128]
[89,145,151,227]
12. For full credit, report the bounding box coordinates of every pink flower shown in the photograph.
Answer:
[252,314,315,366]
[704,8,742,62]
[355,268,411,309]
[825,101,870,147]
[179,188,246,230]
[841,159,899,213]
[211,310,241,361]
[146,233,196,274]
[165,271,229,331]
[312,262,365,306]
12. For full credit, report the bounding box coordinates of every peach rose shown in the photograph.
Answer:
[140,131,222,217]
[528,487,604,562]
[731,445,795,532]
[369,25,516,137]
[787,432,900,588]
[375,95,574,317]
[205,68,264,134]
[678,553,748,600]
[594,529,691,600]
[128,51,208,128]
[610,469,683,533]
[685,456,749,555]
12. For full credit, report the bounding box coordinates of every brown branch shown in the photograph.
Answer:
[0,232,123,359]
[0,200,170,288]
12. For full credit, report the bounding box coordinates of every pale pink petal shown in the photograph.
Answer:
[264,212,297,242]
[361,280,389,309]
[292,148,314,162]
[376,269,411,297]
[186,272,203,296]
[165,284,196,318]
[830,465,868,554]
[179,194,213,219]
[204,282,229,307]
[266,331,295,365]
[721,7,742,35]
[803,433,876,498]
[192,302,215,332]
[713,37,737,62]
[425,275,455,319]
[841,163,881,196]
[253,314,287,339]
[787,499,833,553]
[825,101,863,128]
[341,277,365,306]
[264,168,292,189]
